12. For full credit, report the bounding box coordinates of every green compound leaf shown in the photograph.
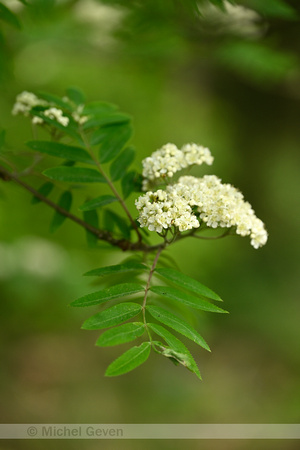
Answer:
[105,342,151,377]
[109,146,135,182]
[92,122,133,163]
[148,323,201,379]
[50,190,72,233]
[146,305,210,352]
[27,141,94,165]
[155,267,222,301]
[83,209,99,247]
[82,302,142,330]
[84,261,147,277]
[0,3,21,29]
[43,167,106,183]
[96,322,145,347]
[150,286,228,314]
[66,87,85,105]
[31,182,54,204]
[70,283,144,307]
[79,195,118,212]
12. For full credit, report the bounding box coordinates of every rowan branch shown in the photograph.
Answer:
[0,164,147,252]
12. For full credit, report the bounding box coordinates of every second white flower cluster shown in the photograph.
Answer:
[135,173,268,248]
[142,142,213,188]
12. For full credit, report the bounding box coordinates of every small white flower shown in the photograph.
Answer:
[12,91,48,117]
[44,107,69,127]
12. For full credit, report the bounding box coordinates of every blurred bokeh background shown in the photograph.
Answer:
[0,1,299,449]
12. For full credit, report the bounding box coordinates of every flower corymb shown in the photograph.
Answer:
[136,143,268,249]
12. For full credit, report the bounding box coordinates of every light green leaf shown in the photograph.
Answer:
[82,302,142,330]
[148,323,201,379]
[50,190,72,233]
[27,141,94,165]
[83,209,99,247]
[146,305,210,352]
[70,283,144,307]
[96,322,145,346]
[0,3,21,29]
[155,267,222,301]
[79,195,118,211]
[43,167,106,183]
[31,182,54,204]
[84,261,147,277]
[109,146,135,181]
[92,122,133,163]
[66,87,85,105]
[105,342,151,376]
[150,286,228,313]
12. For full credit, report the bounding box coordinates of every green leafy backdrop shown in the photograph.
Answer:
[0,1,300,449]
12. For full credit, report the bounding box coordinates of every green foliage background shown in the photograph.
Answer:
[0,0,300,449]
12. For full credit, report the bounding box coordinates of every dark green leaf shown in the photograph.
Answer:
[84,261,147,277]
[82,113,131,130]
[27,141,94,165]
[50,191,72,233]
[83,209,99,247]
[104,209,131,239]
[247,0,298,20]
[105,342,151,376]
[155,267,222,301]
[0,3,21,29]
[31,182,54,205]
[82,101,118,116]
[82,302,142,330]
[148,323,201,379]
[79,195,118,211]
[92,122,133,163]
[109,146,135,181]
[121,171,136,199]
[70,283,144,307]
[0,130,6,150]
[66,87,85,105]
[43,167,106,183]
[96,322,145,346]
[38,92,70,110]
[121,171,142,199]
[150,286,228,313]
[146,305,210,351]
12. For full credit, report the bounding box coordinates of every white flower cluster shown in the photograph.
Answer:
[12,91,88,127]
[135,175,268,249]
[12,91,47,117]
[142,142,213,185]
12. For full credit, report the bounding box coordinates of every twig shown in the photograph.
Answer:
[0,164,142,251]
